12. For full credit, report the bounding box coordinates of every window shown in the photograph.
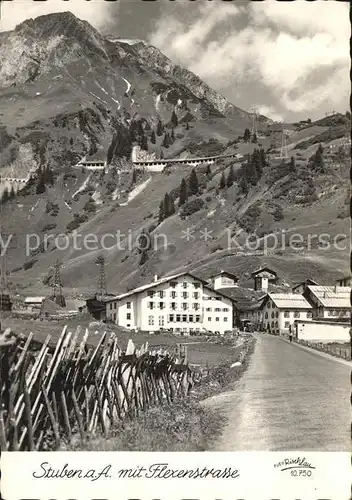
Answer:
[171,291,176,299]
[170,281,177,288]
[328,310,333,316]
[223,308,229,312]
[159,291,164,298]
[275,311,278,318]
[271,311,275,318]
[216,317,219,322]
[182,303,188,310]
[114,303,117,309]
[126,313,131,320]
[169,314,174,322]
[182,292,188,299]
[176,314,181,322]
[206,307,212,312]
[126,302,131,309]
[224,317,228,322]
[215,307,221,312]
[267,302,271,309]
[294,311,300,318]
[113,313,116,321]
[182,314,187,322]
[307,312,312,318]
[284,311,289,318]
[208,317,211,321]
[265,312,268,319]
[148,302,154,309]
[284,321,290,328]
[109,303,112,310]
[148,291,155,298]
[194,283,201,289]
[183,282,188,288]
[194,303,199,310]
[189,315,194,322]
[193,292,199,299]
[148,316,154,326]
[159,316,164,326]
[159,302,164,309]
[195,315,201,322]
[171,302,176,310]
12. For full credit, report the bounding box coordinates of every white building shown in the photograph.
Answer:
[105,272,234,335]
[262,293,313,335]
[295,319,350,343]
[208,271,239,290]
[24,297,45,312]
[335,275,351,287]
[303,285,350,319]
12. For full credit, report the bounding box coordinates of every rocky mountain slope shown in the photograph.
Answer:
[0,12,350,298]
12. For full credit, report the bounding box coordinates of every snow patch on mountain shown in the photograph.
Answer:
[122,77,131,95]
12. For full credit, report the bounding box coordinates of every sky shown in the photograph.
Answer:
[0,0,350,122]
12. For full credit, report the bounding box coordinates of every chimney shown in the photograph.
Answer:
[154,274,158,282]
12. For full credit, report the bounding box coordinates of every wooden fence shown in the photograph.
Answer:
[0,326,195,451]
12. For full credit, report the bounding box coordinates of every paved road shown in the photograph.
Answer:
[203,334,351,451]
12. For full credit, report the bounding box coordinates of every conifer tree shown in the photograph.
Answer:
[1,187,9,204]
[171,128,175,141]
[219,171,226,189]
[206,164,211,176]
[226,164,235,188]
[290,156,296,173]
[251,132,257,143]
[156,119,164,136]
[150,130,156,144]
[162,132,170,148]
[179,178,188,206]
[259,148,267,169]
[186,122,190,131]
[239,175,249,194]
[188,168,199,196]
[132,169,137,184]
[158,200,164,224]
[171,110,178,127]
[244,128,251,142]
[141,135,148,151]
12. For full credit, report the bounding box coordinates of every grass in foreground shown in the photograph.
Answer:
[68,337,256,451]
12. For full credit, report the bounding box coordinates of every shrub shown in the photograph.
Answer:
[180,198,204,218]
[42,223,57,232]
[238,203,262,233]
[23,259,38,270]
[83,198,97,213]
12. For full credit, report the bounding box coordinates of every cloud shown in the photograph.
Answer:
[149,1,349,119]
[256,105,283,123]
[0,0,115,33]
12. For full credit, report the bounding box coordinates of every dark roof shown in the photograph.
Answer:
[251,267,277,278]
[292,279,319,291]
[105,272,233,303]
[219,287,265,303]
[208,270,239,281]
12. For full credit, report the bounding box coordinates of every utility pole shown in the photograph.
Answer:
[280,128,289,159]
[251,107,259,139]
[96,255,107,301]
[51,259,65,307]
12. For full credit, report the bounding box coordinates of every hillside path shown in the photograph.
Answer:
[202,334,350,451]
